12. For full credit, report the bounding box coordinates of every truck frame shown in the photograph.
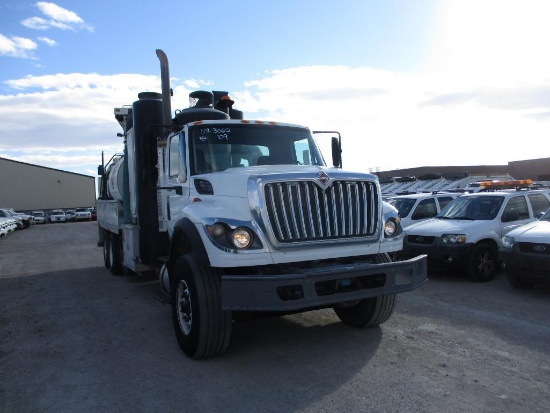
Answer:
[96,49,427,359]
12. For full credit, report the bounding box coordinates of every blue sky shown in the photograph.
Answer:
[1,0,549,178]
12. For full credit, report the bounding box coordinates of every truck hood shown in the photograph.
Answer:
[507,220,550,241]
[404,218,492,235]
[196,165,377,197]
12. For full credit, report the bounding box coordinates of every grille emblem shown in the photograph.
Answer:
[316,171,331,190]
[534,245,546,252]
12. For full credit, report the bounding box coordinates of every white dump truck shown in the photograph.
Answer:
[96,49,427,359]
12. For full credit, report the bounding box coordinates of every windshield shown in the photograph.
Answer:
[32,212,44,217]
[52,211,64,216]
[387,198,416,218]
[437,195,504,221]
[189,124,325,175]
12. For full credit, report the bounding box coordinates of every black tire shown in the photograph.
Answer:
[110,233,123,276]
[103,231,111,269]
[171,254,232,359]
[333,253,397,328]
[507,272,534,289]
[466,243,498,282]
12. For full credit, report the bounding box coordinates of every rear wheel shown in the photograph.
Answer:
[171,254,232,359]
[110,233,123,276]
[466,243,498,282]
[333,253,397,327]
[103,231,111,269]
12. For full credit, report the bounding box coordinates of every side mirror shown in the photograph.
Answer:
[331,136,342,168]
[97,165,104,176]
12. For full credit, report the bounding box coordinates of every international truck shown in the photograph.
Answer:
[96,49,428,359]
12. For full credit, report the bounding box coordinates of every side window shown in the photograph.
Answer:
[294,138,311,165]
[527,193,550,216]
[437,196,454,210]
[169,135,180,177]
[502,196,529,221]
[411,198,437,220]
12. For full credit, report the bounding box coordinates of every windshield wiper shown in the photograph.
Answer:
[451,216,475,220]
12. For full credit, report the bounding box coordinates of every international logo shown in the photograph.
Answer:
[315,171,332,190]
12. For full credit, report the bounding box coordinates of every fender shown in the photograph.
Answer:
[168,217,210,278]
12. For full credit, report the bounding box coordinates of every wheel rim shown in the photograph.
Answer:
[477,251,495,275]
[176,279,192,335]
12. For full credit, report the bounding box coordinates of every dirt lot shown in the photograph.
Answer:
[1,222,549,413]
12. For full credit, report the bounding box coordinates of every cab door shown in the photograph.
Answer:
[164,132,190,235]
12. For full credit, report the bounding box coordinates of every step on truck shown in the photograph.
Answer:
[96,49,428,359]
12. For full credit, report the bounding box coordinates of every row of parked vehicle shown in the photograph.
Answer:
[32,208,97,223]
[0,208,33,238]
[386,181,550,290]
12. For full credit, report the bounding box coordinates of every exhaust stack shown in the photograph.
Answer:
[156,49,172,139]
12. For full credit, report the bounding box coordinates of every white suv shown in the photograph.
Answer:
[387,192,459,229]
[401,189,550,282]
[31,210,46,224]
[49,209,67,223]
[74,208,92,221]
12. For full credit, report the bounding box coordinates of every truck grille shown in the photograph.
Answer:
[264,180,378,243]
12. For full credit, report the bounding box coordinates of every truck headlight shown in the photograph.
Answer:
[384,218,398,237]
[442,234,466,244]
[502,236,514,248]
[232,227,252,249]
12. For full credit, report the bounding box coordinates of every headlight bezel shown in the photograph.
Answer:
[384,218,400,238]
[441,234,467,244]
[501,236,514,248]
[205,221,262,251]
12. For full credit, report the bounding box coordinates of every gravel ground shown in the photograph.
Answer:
[1,222,549,413]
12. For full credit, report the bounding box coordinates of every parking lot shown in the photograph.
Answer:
[1,222,549,413]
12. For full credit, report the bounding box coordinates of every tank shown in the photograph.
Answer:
[106,158,124,201]
[173,91,230,126]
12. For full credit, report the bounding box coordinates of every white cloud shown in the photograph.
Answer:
[0,34,37,59]
[38,37,57,47]
[37,2,83,24]
[1,65,549,177]
[0,73,193,175]
[21,2,94,32]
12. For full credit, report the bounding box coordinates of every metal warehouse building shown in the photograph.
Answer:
[0,157,96,212]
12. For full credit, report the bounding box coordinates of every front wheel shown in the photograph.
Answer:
[171,254,232,359]
[466,243,498,282]
[333,253,397,327]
